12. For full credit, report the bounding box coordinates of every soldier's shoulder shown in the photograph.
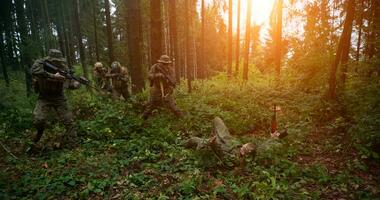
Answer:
[121,66,129,71]
[32,58,45,66]
[150,63,162,71]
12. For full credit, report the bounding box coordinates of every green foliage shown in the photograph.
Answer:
[0,71,379,199]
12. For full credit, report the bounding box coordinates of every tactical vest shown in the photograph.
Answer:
[36,78,65,100]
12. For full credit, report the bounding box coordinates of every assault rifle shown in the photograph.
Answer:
[155,65,177,87]
[43,61,100,91]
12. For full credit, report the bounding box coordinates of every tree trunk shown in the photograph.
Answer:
[227,0,233,77]
[243,0,252,81]
[3,0,16,70]
[0,28,10,87]
[73,0,89,78]
[356,0,365,61]
[125,0,144,93]
[28,0,43,57]
[274,0,283,78]
[67,1,75,67]
[234,0,241,76]
[150,0,163,65]
[340,0,356,84]
[15,0,32,96]
[328,0,356,99]
[93,2,100,62]
[169,0,180,82]
[43,0,53,51]
[185,0,192,92]
[56,13,66,57]
[60,0,72,68]
[105,0,114,64]
[366,0,376,59]
[199,0,206,79]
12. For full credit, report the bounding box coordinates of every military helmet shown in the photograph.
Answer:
[47,49,65,62]
[157,55,172,64]
[94,62,103,68]
[111,61,121,70]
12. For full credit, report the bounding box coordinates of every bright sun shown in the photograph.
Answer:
[250,0,276,24]
[206,0,276,31]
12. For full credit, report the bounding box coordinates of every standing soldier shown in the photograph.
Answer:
[142,55,183,119]
[106,61,130,100]
[27,49,82,154]
[93,62,107,90]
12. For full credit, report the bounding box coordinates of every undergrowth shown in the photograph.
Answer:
[0,70,379,199]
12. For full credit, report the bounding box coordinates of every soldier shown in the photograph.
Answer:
[184,117,288,168]
[92,62,107,89]
[142,55,183,119]
[184,117,257,168]
[106,61,130,100]
[27,49,82,154]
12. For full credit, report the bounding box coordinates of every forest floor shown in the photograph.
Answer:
[0,72,379,199]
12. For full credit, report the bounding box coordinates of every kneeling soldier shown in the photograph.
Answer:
[142,55,183,119]
[27,49,81,154]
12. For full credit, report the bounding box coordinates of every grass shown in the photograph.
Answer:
[0,69,379,199]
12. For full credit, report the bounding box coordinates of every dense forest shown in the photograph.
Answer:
[1,0,379,199]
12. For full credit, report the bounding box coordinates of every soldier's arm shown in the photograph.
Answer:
[148,65,156,81]
[31,60,55,78]
[148,65,164,81]
[121,67,130,81]
[62,64,81,90]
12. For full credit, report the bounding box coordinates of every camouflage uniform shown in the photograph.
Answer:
[93,62,107,89]
[29,49,80,152]
[185,117,248,168]
[106,61,130,100]
[142,55,183,119]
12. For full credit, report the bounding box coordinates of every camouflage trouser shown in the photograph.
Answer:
[184,137,210,150]
[142,95,183,119]
[32,99,77,145]
[112,83,130,100]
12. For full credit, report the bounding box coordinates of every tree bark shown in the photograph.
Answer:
[340,0,356,84]
[0,27,10,87]
[328,0,356,99]
[15,0,32,96]
[105,0,114,64]
[43,0,53,51]
[150,0,163,65]
[243,0,252,81]
[227,0,233,77]
[355,0,365,61]
[169,0,180,82]
[56,12,66,57]
[3,0,16,69]
[234,0,241,76]
[66,1,75,67]
[93,1,100,62]
[125,0,144,93]
[274,0,283,78]
[28,0,43,57]
[199,0,206,79]
[73,0,89,78]
[60,0,72,68]
[185,0,193,92]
